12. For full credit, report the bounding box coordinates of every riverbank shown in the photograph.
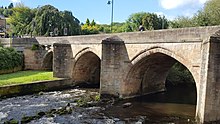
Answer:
[0,78,75,98]
[0,71,57,86]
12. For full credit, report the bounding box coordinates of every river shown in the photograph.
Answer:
[0,84,196,124]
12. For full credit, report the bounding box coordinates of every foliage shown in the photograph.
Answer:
[8,4,81,36]
[170,16,196,28]
[0,3,13,17]
[126,12,169,31]
[31,44,40,50]
[82,12,169,34]
[0,42,3,47]
[0,47,23,71]
[0,71,57,86]
[8,3,34,36]
[198,0,220,26]
[166,62,195,86]
[170,0,220,28]
[94,94,100,101]
[81,18,99,35]
[8,3,14,9]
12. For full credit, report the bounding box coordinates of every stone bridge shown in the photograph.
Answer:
[1,26,220,123]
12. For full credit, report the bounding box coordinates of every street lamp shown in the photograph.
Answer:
[107,0,114,33]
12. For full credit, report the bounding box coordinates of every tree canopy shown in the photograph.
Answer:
[126,12,169,31]
[8,4,81,36]
[0,3,13,17]
[4,0,220,36]
[170,0,220,28]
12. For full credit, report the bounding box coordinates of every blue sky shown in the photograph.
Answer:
[0,0,208,24]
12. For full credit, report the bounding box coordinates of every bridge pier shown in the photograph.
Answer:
[100,36,130,97]
[53,43,73,78]
[196,35,220,123]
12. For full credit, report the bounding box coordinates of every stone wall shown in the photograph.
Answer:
[24,49,47,70]
[0,38,38,51]
[0,79,73,98]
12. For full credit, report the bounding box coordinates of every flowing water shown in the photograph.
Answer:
[0,84,196,124]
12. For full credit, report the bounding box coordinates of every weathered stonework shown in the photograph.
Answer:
[101,36,129,96]
[50,26,220,123]
[5,26,220,123]
[53,43,73,78]
[24,48,53,70]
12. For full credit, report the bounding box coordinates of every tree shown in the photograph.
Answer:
[200,0,220,25]
[193,10,209,26]
[30,5,81,36]
[170,0,220,28]
[8,3,14,9]
[81,19,99,35]
[126,12,169,31]
[85,18,90,26]
[170,16,195,28]
[60,10,81,35]
[127,12,146,31]
[7,4,81,36]
[91,19,96,26]
[8,4,34,36]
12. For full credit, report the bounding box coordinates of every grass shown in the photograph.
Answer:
[0,70,58,86]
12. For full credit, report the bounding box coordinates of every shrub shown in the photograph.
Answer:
[0,43,3,48]
[31,44,40,50]
[0,47,23,71]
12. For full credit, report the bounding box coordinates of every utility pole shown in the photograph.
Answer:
[107,0,114,33]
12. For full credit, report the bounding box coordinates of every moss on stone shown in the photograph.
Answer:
[4,119,19,124]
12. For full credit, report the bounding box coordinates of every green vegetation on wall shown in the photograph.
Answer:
[0,47,23,71]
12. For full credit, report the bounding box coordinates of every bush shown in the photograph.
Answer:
[0,43,3,48]
[0,47,23,71]
[31,44,40,50]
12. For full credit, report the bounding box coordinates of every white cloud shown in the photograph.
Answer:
[154,12,175,20]
[159,0,209,10]
[10,0,21,3]
[198,0,209,4]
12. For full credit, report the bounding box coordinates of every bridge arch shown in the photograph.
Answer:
[72,49,101,87]
[123,47,197,97]
[41,50,53,71]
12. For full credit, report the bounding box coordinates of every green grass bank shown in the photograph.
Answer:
[0,70,57,86]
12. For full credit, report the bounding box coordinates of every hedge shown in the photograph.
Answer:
[0,47,23,71]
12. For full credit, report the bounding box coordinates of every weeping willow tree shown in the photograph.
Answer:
[33,5,81,36]
[8,4,81,36]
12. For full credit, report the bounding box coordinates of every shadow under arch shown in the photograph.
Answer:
[72,50,101,88]
[123,47,197,98]
[41,50,53,71]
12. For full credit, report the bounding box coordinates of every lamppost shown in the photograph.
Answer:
[107,0,114,33]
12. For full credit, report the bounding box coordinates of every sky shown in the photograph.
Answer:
[0,0,209,24]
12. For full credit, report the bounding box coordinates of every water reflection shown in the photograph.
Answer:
[104,84,197,123]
